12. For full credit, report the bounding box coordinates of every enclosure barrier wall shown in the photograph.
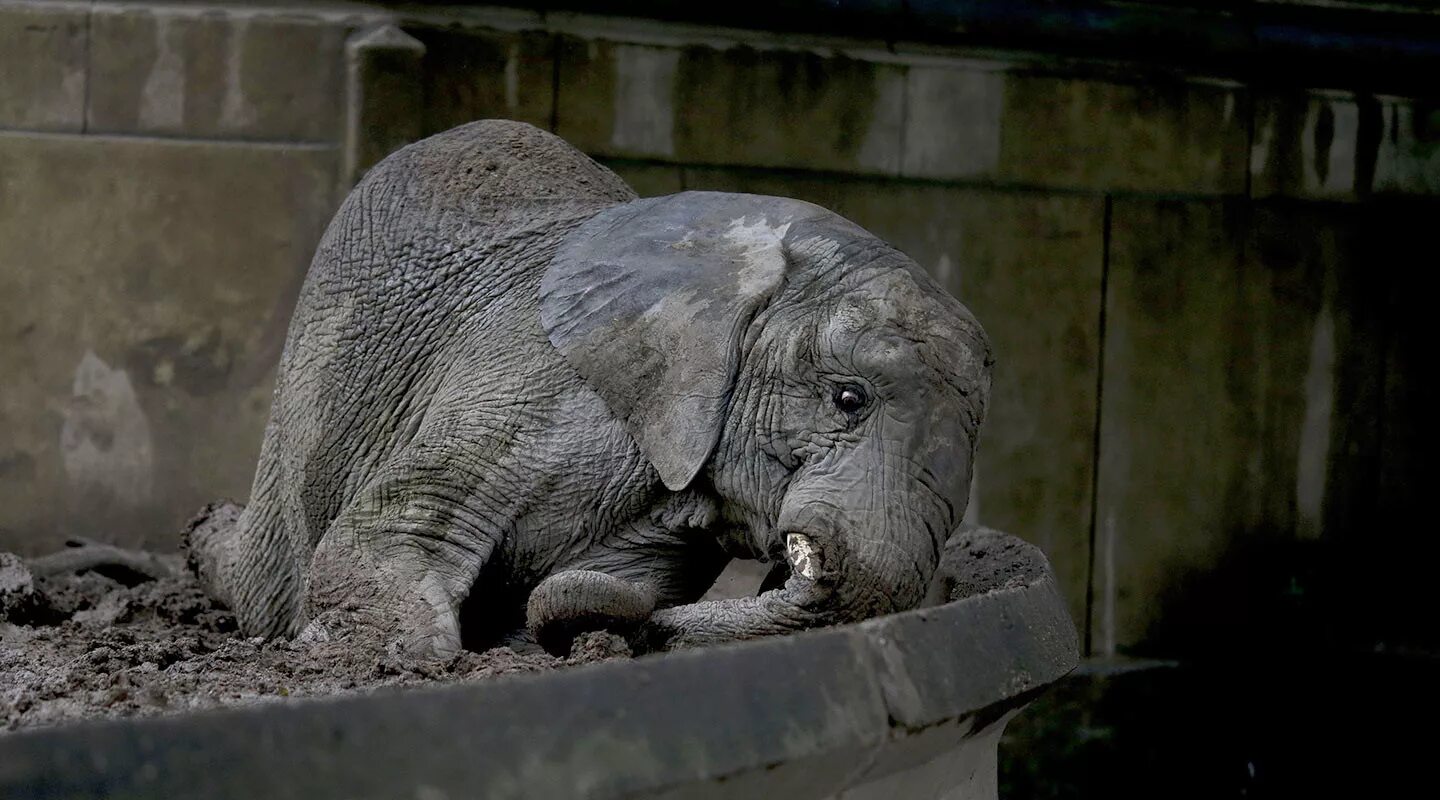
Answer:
[0,531,1078,799]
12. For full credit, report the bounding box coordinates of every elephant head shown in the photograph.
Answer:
[541,191,993,648]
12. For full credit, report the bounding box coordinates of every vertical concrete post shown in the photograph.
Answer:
[344,23,426,188]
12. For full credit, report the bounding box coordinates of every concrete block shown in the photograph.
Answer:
[1094,200,1388,654]
[1251,91,1440,198]
[0,1,88,131]
[86,3,348,141]
[1372,200,1440,652]
[0,132,338,555]
[864,579,1076,731]
[674,45,906,174]
[836,718,1006,800]
[558,37,905,173]
[1095,200,1250,655]
[901,65,1004,180]
[599,158,684,197]
[344,24,425,187]
[556,37,672,159]
[683,167,1104,628]
[844,528,1075,797]
[413,25,556,136]
[993,74,1249,194]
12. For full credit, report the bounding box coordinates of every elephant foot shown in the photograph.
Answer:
[526,570,655,656]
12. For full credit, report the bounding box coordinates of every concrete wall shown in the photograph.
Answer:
[2,0,1436,660]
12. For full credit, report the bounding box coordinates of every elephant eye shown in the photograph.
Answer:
[832,384,868,416]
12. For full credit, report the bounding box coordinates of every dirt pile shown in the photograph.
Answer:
[0,547,629,732]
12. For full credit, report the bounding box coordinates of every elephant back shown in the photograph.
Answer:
[359,120,637,235]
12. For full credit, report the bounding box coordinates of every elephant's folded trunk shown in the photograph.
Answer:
[638,586,825,651]
[639,522,937,652]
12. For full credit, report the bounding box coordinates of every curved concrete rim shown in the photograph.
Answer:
[0,528,1078,799]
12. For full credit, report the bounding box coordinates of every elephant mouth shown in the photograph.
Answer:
[784,533,823,581]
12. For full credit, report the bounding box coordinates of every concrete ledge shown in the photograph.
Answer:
[85,1,352,141]
[0,528,1077,799]
[0,1,88,132]
[474,0,1440,96]
[1252,90,1440,200]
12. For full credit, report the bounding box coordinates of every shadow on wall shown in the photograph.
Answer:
[999,650,1437,799]
[1137,529,1440,660]
[1001,192,1440,797]
[1133,196,1440,661]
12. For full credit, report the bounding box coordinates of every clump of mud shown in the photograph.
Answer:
[0,548,629,732]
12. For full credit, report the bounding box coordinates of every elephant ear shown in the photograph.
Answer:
[541,191,814,490]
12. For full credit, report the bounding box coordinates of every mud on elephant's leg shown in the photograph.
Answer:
[304,475,496,658]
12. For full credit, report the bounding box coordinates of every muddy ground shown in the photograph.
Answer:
[0,547,629,732]
[1,515,1018,734]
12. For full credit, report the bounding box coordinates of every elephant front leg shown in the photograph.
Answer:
[304,478,497,658]
[525,570,656,655]
[527,531,731,655]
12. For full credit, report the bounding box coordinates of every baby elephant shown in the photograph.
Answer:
[192,120,993,656]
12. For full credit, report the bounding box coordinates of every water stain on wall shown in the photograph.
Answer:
[1255,92,1440,197]
[139,15,186,130]
[59,352,154,509]
[610,44,679,157]
[125,328,235,396]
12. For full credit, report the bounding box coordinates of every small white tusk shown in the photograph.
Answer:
[785,533,822,580]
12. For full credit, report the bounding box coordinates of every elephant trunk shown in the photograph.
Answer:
[643,440,967,651]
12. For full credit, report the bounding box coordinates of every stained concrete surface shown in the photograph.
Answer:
[1001,654,1435,798]
[0,132,337,555]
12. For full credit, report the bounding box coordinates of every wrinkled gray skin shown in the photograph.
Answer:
[198,121,993,656]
